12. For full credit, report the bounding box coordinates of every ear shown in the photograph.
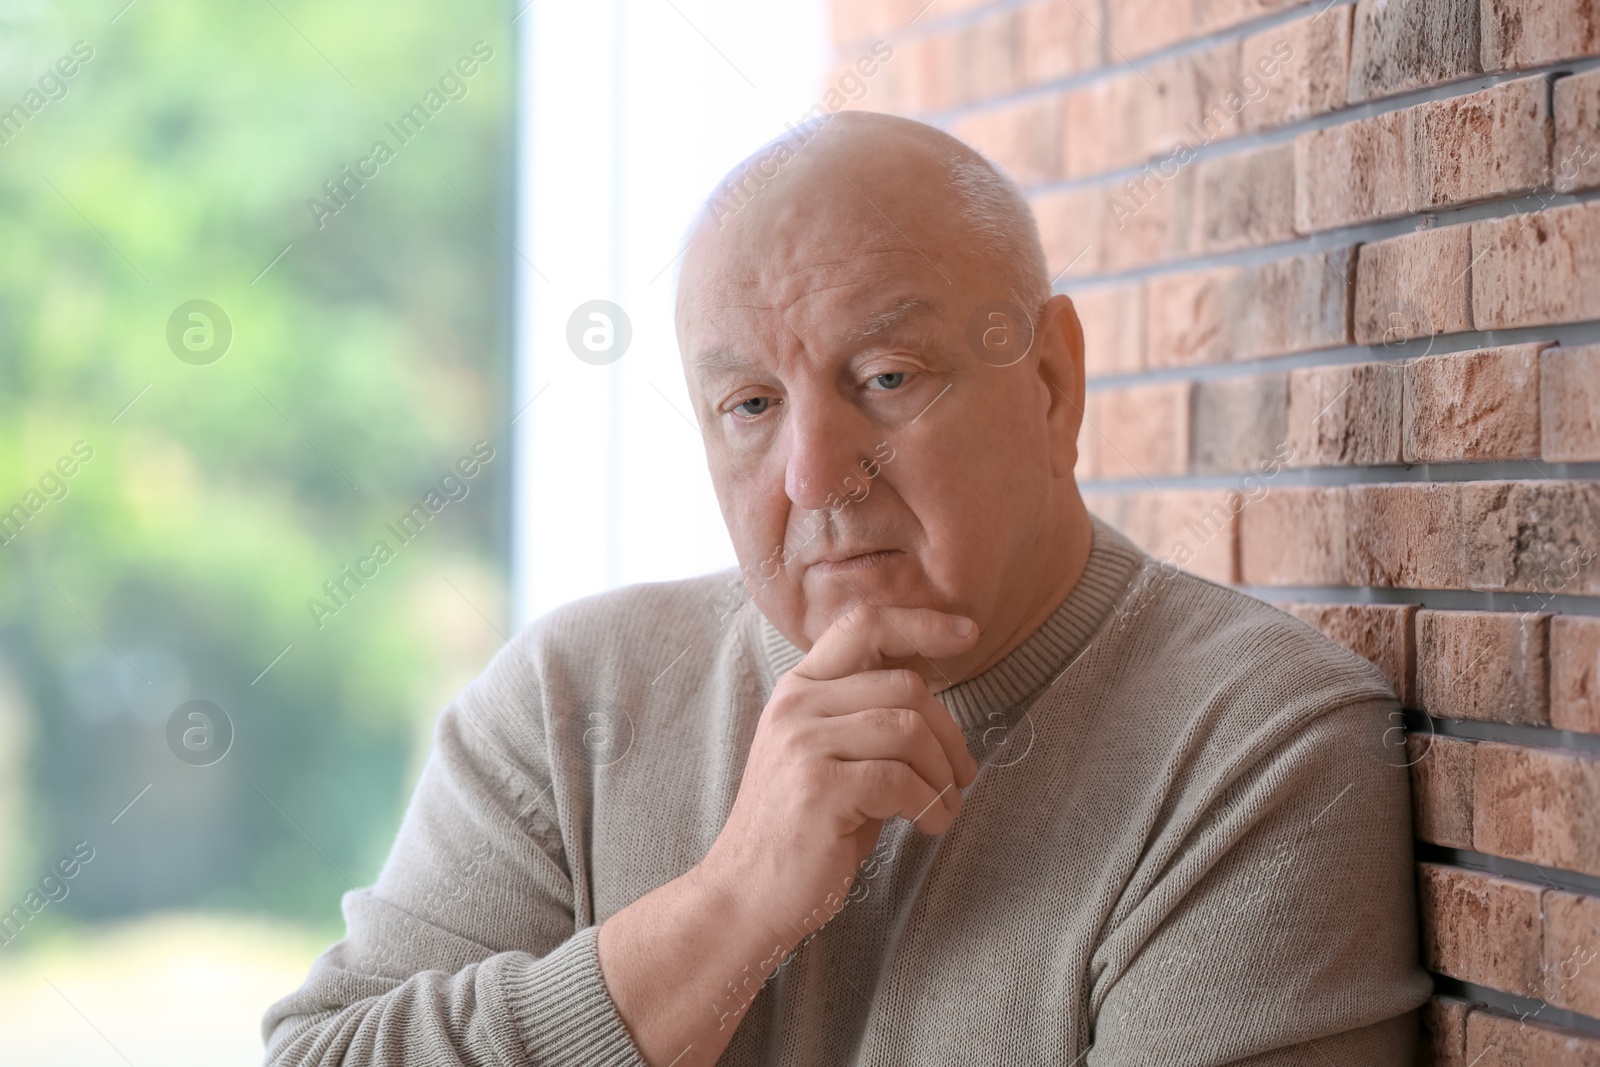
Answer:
[1035,293,1087,479]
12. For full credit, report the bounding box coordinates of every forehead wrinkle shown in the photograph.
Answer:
[684,243,947,375]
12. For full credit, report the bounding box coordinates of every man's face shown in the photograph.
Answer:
[677,145,1082,663]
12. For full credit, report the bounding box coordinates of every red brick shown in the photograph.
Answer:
[1100,170,1194,272]
[1190,0,1301,36]
[1018,0,1103,85]
[1407,734,1476,847]
[1349,0,1482,103]
[1418,863,1544,993]
[1415,610,1550,726]
[1555,68,1600,194]
[1402,344,1544,463]
[1166,42,1247,153]
[951,95,1063,187]
[1063,73,1145,179]
[1148,251,1354,367]
[1551,616,1600,735]
[1085,381,1192,479]
[1239,486,1347,585]
[1073,283,1145,379]
[1466,1006,1600,1066]
[1146,266,1238,369]
[1345,483,1477,589]
[1191,142,1296,254]
[1285,361,1404,467]
[1239,248,1355,358]
[1254,251,1356,358]
[1496,481,1600,595]
[948,11,1021,107]
[1542,345,1600,462]
[1420,995,1473,1067]
[1543,890,1600,1016]
[1192,374,1288,474]
[1106,0,1190,61]
[1407,76,1553,210]
[1295,110,1409,232]
[1342,480,1592,593]
[1350,483,1600,598]
[1353,224,1474,345]
[830,0,929,44]
[1090,489,1241,583]
[1482,0,1600,71]
[1033,186,1104,280]
[1475,740,1600,876]
[1472,201,1600,330]
[883,33,954,114]
[1240,8,1353,134]
[929,0,992,16]
[1285,601,1418,705]
[826,0,892,45]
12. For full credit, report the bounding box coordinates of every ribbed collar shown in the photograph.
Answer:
[756,514,1149,733]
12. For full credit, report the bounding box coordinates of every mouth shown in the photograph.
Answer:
[809,549,901,574]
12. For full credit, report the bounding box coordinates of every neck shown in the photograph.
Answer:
[934,492,1096,692]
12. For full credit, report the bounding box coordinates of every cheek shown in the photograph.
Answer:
[894,414,1053,564]
[715,466,789,560]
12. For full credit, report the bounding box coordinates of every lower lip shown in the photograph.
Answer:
[811,550,899,574]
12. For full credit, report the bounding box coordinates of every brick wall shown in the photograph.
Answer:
[827,0,1600,1059]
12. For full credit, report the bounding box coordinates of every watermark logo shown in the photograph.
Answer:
[979,707,1035,768]
[566,299,631,365]
[166,699,234,767]
[578,705,634,767]
[166,300,232,365]
[1381,296,1436,361]
[964,299,1035,368]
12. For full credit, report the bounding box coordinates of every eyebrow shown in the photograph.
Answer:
[847,297,937,342]
[690,297,939,374]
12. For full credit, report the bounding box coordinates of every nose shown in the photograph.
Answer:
[782,393,871,513]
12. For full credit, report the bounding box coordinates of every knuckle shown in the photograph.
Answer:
[766,679,807,718]
[840,603,877,636]
[889,705,920,738]
[795,760,832,804]
[888,669,924,703]
[877,759,913,793]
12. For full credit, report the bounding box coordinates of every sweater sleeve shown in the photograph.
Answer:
[259,640,649,1067]
[1085,697,1433,1067]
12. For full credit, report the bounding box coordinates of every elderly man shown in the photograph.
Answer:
[263,112,1431,1065]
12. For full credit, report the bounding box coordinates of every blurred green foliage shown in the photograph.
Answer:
[0,0,513,933]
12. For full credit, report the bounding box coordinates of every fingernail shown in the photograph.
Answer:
[951,616,974,636]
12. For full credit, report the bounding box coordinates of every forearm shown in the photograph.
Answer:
[597,863,801,1067]
[265,926,646,1067]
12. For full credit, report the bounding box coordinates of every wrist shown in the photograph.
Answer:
[686,858,798,962]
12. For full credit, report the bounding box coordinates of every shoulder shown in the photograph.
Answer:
[1105,563,1401,757]
[498,568,751,687]
[519,569,744,649]
[440,567,754,757]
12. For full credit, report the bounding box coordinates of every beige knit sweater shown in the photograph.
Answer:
[262,515,1432,1065]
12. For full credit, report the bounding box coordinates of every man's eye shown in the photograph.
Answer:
[869,372,907,390]
[734,396,776,416]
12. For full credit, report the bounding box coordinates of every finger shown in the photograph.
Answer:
[817,706,957,802]
[835,759,959,835]
[795,603,978,683]
[796,669,978,786]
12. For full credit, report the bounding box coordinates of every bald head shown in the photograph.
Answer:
[677,112,1049,323]
[673,109,1092,688]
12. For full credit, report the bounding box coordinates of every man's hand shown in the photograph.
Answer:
[596,604,979,1067]
[698,603,981,942]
